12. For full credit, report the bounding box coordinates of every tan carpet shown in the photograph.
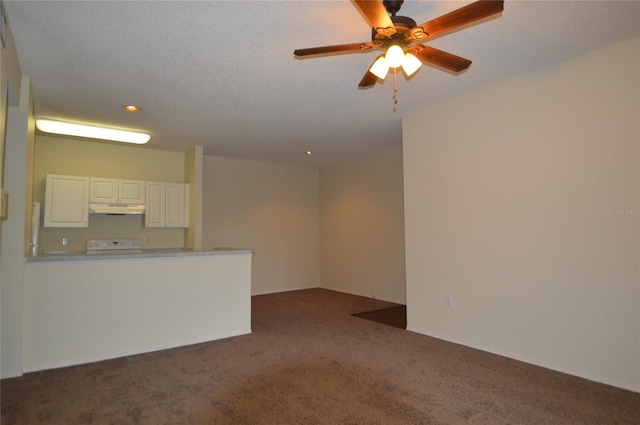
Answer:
[2,288,638,424]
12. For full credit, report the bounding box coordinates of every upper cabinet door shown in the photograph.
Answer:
[145,182,189,228]
[119,180,145,204]
[44,174,90,227]
[165,183,185,227]
[91,178,145,204]
[90,177,118,203]
[145,181,165,227]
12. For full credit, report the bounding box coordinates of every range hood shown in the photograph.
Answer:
[89,203,145,215]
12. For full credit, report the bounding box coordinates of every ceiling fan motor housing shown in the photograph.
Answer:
[383,0,404,16]
[372,15,417,44]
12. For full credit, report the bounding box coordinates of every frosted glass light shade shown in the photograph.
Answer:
[402,52,422,76]
[36,119,150,144]
[385,45,405,68]
[369,56,389,79]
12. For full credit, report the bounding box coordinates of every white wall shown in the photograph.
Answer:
[23,253,251,372]
[403,37,639,391]
[320,148,406,304]
[1,77,34,378]
[203,155,319,295]
[0,1,24,388]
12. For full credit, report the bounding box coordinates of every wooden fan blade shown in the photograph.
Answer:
[415,0,503,39]
[410,45,472,73]
[352,0,396,37]
[358,70,379,88]
[359,56,384,88]
[294,42,374,57]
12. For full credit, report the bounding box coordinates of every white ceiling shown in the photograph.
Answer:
[5,1,640,167]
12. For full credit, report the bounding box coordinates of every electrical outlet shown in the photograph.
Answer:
[445,296,453,307]
[62,237,68,246]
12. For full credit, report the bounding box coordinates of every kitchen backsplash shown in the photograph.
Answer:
[37,214,185,253]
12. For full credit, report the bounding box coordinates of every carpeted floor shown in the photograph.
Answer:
[2,288,638,424]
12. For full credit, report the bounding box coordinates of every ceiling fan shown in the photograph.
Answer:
[294,0,504,88]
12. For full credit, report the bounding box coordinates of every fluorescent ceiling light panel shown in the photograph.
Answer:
[35,119,150,144]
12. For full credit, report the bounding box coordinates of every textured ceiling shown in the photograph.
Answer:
[5,1,640,167]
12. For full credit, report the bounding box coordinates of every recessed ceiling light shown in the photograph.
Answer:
[305,150,314,156]
[123,105,141,112]
[35,119,150,144]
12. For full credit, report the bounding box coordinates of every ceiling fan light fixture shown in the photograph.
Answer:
[385,44,405,68]
[369,56,389,79]
[401,52,421,76]
[35,119,150,144]
[294,0,504,89]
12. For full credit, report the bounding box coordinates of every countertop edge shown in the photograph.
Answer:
[25,249,254,263]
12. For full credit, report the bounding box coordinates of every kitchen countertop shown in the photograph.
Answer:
[26,248,253,263]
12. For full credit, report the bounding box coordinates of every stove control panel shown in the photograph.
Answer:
[86,239,142,252]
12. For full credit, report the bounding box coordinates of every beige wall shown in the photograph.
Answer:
[320,148,406,304]
[34,135,187,252]
[184,146,203,250]
[1,77,34,378]
[0,8,25,381]
[0,10,22,190]
[203,155,319,295]
[403,37,639,391]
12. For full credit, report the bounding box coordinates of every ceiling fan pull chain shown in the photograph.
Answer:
[392,69,398,111]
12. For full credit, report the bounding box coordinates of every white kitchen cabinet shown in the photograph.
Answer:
[90,177,145,204]
[119,180,146,204]
[145,181,165,227]
[44,174,90,227]
[165,183,188,227]
[145,182,189,228]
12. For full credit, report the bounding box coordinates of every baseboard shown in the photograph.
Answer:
[406,325,640,394]
[251,285,320,297]
[1,368,24,379]
[22,328,252,375]
[319,284,405,305]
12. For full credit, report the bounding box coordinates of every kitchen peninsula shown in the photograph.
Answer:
[23,248,252,373]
